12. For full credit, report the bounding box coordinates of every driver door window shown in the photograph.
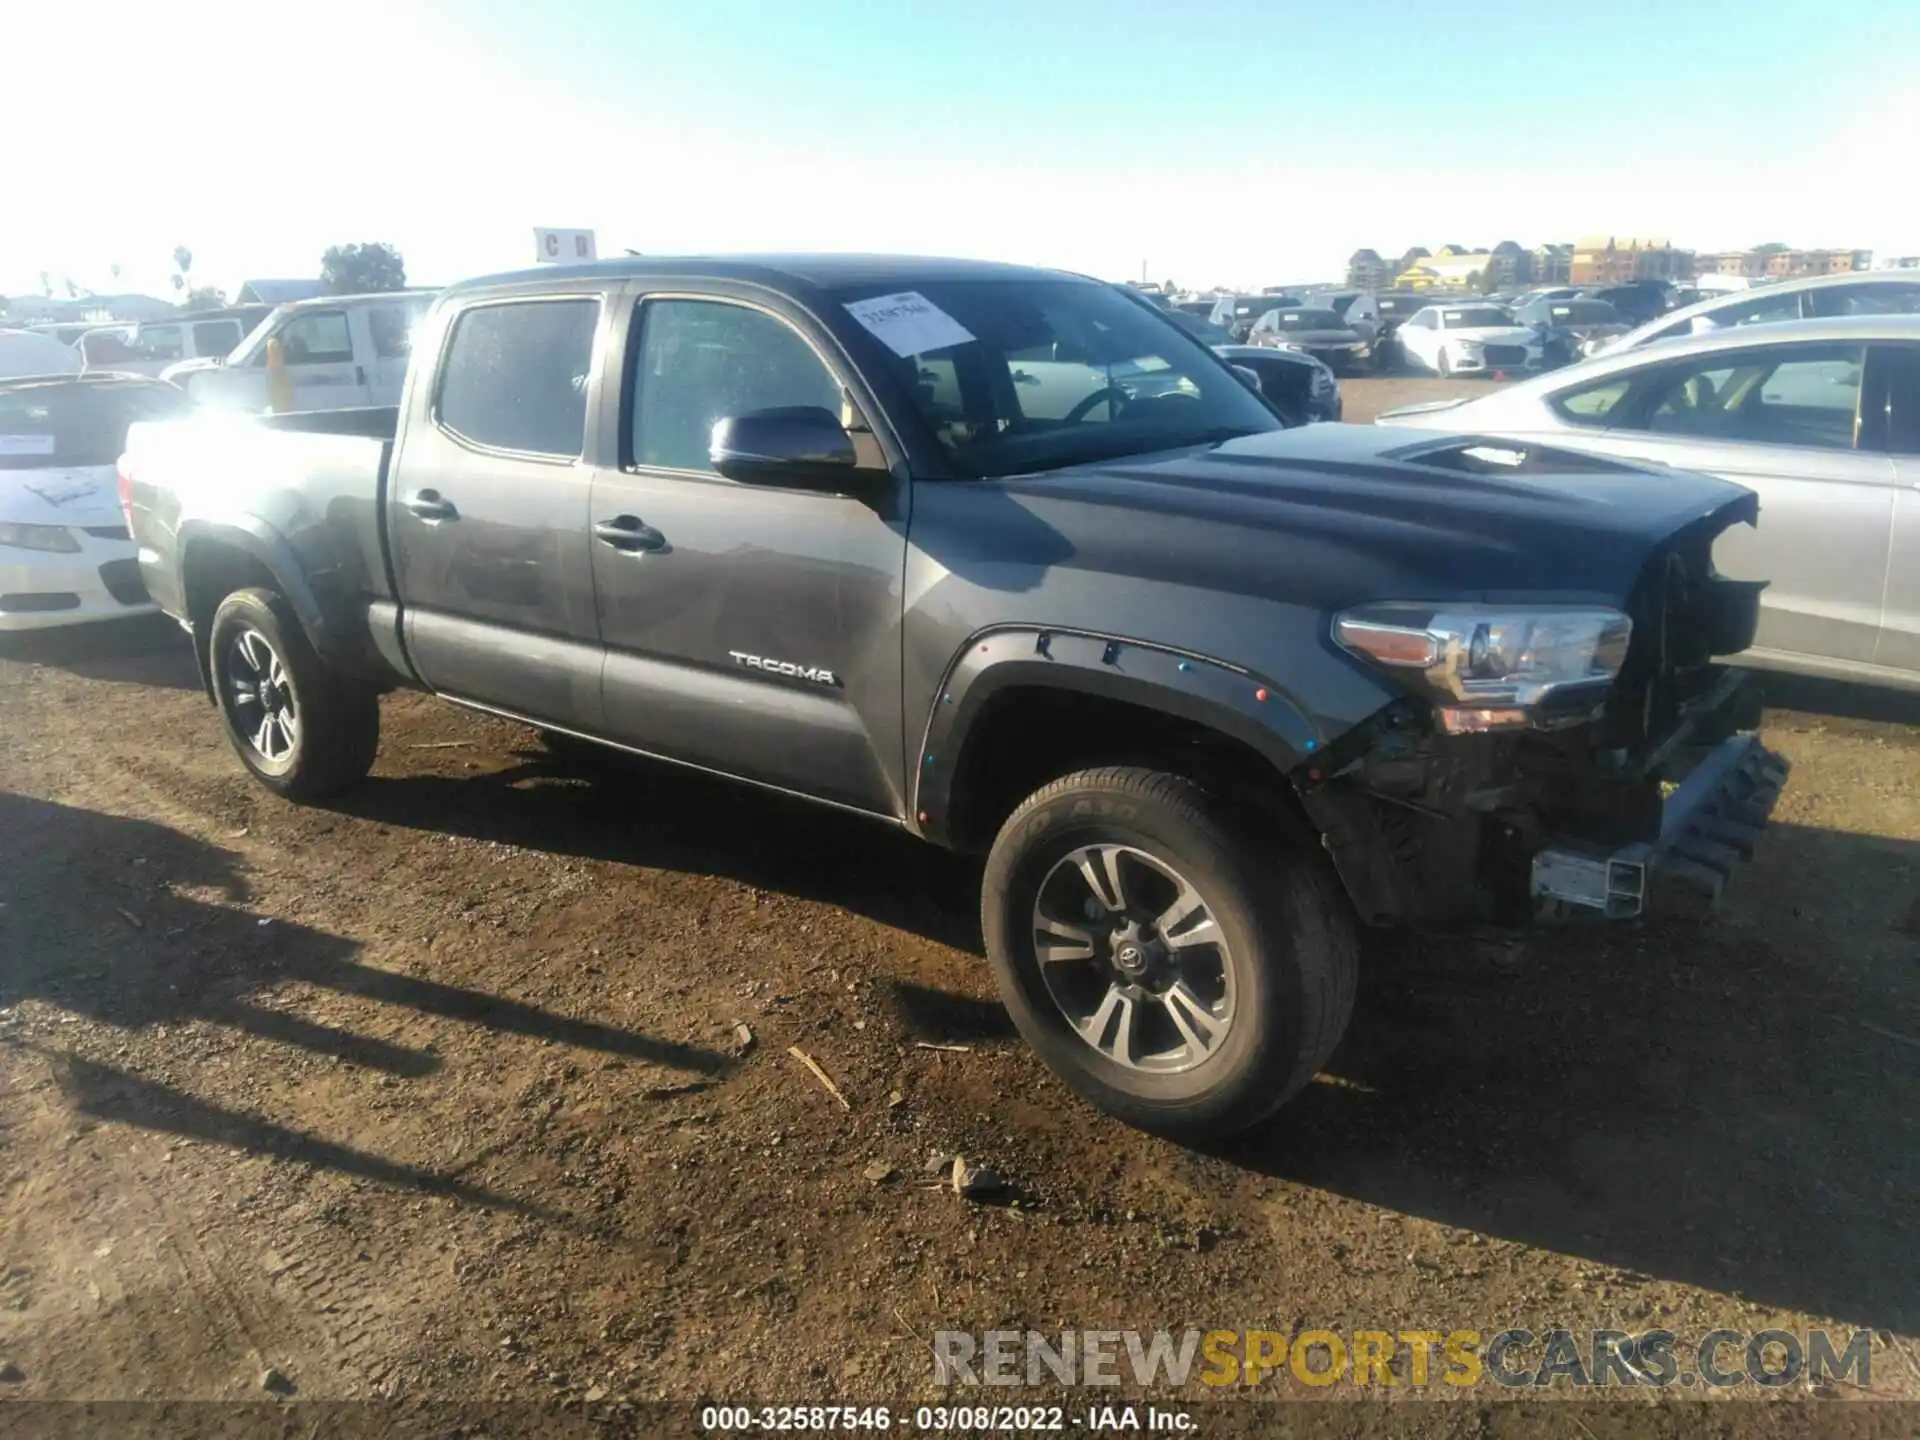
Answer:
[276,311,354,365]
[629,299,843,474]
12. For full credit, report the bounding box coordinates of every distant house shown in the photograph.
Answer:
[1531,244,1574,285]
[1397,246,1430,275]
[232,279,330,305]
[1346,249,1392,291]
[1397,251,1492,291]
[2,293,176,325]
[1487,240,1532,287]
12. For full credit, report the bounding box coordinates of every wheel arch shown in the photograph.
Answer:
[178,520,334,697]
[916,626,1325,852]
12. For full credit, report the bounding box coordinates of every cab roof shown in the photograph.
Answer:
[449,254,1083,296]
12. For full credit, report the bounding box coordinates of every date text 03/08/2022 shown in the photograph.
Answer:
[698,1405,1194,1432]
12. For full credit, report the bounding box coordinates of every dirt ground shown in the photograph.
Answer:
[3,385,1918,1428]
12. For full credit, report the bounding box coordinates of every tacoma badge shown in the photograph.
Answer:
[728,650,842,687]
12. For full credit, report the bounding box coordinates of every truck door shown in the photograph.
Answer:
[388,292,610,729]
[586,288,909,816]
[276,308,373,411]
[1875,343,1920,677]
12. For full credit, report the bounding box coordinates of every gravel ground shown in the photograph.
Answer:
[2,411,1917,1427]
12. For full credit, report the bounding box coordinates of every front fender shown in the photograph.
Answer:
[912,624,1326,843]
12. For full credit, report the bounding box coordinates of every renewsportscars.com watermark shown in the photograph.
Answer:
[933,1328,1878,1391]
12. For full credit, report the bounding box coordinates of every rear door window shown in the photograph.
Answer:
[1807,282,1920,318]
[134,325,184,362]
[1642,344,1866,450]
[436,298,599,457]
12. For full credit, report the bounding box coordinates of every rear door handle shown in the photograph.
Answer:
[355,364,368,386]
[403,489,457,522]
[593,515,667,553]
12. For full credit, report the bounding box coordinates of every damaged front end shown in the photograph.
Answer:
[1299,497,1788,930]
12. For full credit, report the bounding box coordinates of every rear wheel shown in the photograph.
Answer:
[208,587,379,800]
[981,767,1358,1138]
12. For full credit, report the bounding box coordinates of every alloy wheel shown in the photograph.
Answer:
[1030,844,1236,1074]
[225,627,300,765]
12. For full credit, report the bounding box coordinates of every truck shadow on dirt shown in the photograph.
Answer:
[0,613,200,691]
[1209,819,1919,1334]
[0,790,725,1215]
[334,739,987,955]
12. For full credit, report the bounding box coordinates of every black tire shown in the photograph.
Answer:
[1437,348,1453,378]
[981,767,1358,1138]
[208,587,379,801]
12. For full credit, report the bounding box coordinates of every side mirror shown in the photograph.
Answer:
[710,406,866,492]
[1231,364,1263,394]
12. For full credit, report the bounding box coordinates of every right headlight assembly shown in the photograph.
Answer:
[1334,604,1633,733]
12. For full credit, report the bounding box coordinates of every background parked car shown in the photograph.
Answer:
[1392,302,1543,377]
[1375,316,1920,691]
[0,330,85,381]
[176,291,435,412]
[1212,344,1342,425]
[79,307,272,378]
[1247,305,1373,373]
[1372,291,1441,369]
[1512,295,1631,367]
[1600,271,1920,357]
[1305,289,1384,350]
[1574,282,1673,327]
[1209,293,1298,342]
[1128,297,1343,425]
[0,373,187,629]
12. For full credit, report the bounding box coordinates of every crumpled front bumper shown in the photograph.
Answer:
[1530,733,1789,919]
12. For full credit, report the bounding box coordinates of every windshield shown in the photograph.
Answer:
[0,380,188,469]
[1441,307,1514,328]
[1270,309,1345,331]
[833,279,1278,478]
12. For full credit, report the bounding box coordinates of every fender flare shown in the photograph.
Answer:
[911,624,1326,845]
[177,517,343,672]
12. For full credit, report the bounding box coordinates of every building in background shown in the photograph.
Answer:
[1397,250,1494,290]
[1699,246,1874,280]
[0,293,176,325]
[1397,246,1431,276]
[1570,236,1689,286]
[1531,243,1574,284]
[1346,249,1392,291]
[1487,240,1533,288]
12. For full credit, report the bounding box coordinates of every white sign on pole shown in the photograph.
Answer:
[533,228,598,264]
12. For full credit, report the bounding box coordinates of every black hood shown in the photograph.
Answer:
[993,423,1757,609]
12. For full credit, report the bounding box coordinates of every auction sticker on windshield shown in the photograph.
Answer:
[844,291,974,357]
[0,434,58,457]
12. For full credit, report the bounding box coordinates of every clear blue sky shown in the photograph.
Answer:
[5,0,1917,299]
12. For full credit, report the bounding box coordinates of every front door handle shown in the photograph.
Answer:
[355,364,368,386]
[403,489,457,522]
[593,515,667,553]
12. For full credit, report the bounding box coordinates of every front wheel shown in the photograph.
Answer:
[208,587,380,800]
[981,767,1358,1138]
[1437,348,1453,378]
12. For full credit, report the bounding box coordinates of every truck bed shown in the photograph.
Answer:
[123,407,404,683]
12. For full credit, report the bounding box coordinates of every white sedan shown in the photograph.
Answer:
[1,374,187,631]
[1394,302,1545,378]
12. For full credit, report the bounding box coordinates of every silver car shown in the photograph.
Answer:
[1601,271,1920,357]
[1377,316,1920,691]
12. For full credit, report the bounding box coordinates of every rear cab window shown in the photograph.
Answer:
[435,298,600,457]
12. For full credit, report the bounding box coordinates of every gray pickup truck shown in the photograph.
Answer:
[122,255,1785,1137]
